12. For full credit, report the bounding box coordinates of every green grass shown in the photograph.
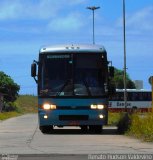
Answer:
[15,95,37,113]
[108,112,121,125]
[127,113,153,142]
[0,112,22,120]
[108,111,153,142]
[0,95,37,120]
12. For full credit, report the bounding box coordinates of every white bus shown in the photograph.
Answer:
[109,89,152,112]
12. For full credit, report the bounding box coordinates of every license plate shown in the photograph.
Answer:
[69,121,80,126]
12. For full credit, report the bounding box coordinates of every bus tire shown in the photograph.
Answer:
[94,125,103,134]
[40,125,53,134]
[80,125,88,133]
[89,125,102,134]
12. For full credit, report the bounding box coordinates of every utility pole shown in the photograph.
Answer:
[123,0,127,112]
[149,76,153,112]
[87,6,100,45]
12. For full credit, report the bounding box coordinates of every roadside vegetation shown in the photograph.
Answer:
[108,112,153,142]
[0,112,21,120]
[15,95,37,113]
[108,112,121,126]
[108,111,153,142]
[126,112,153,142]
[0,95,37,120]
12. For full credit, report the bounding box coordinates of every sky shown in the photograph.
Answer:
[0,0,153,94]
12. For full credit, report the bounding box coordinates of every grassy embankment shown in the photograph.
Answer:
[126,113,153,142]
[109,111,153,142]
[0,95,37,120]
[108,111,153,142]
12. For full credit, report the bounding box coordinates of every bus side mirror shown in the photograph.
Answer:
[31,63,37,77]
[109,66,114,78]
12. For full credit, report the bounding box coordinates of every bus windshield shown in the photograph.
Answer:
[39,53,106,97]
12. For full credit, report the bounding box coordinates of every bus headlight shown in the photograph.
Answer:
[43,103,56,110]
[43,103,51,110]
[90,104,105,109]
[91,104,97,109]
[97,105,104,109]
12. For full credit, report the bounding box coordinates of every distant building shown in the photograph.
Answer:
[134,80,143,89]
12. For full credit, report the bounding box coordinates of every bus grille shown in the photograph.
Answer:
[59,115,89,121]
[57,106,89,110]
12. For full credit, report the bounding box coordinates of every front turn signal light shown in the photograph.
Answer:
[90,104,105,110]
[50,104,56,109]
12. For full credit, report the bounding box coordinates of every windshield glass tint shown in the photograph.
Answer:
[74,54,105,96]
[40,54,72,96]
[39,53,106,97]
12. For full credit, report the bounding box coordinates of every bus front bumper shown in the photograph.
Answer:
[38,109,107,126]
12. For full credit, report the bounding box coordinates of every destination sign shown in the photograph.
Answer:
[47,55,70,59]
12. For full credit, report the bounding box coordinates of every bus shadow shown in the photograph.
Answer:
[45,126,120,135]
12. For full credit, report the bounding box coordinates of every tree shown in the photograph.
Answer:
[112,68,136,89]
[0,71,20,103]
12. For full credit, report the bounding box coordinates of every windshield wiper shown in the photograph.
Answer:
[56,79,71,96]
[83,79,91,96]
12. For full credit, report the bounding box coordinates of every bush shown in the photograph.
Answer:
[117,112,131,134]
[0,71,20,103]
[2,102,23,113]
[15,95,37,113]
[0,95,37,120]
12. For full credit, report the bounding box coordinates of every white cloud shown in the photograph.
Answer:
[127,6,153,31]
[0,1,22,20]
[0,0,62,20]
[0,0,86,20]
[47,13,84,32]
[65,0,86,5]
[116,5,153,34]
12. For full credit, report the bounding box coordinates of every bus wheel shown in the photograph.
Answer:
[80,126,88,133]
[94,125,103,134]
[89,125,102,134]
[40,125,53,134]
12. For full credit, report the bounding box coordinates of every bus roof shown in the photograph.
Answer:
[39,44,106,54]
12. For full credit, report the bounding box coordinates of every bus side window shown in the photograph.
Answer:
[146,92,151,101]
[149,92,152,101]
[136,93,140,101]
[133,92,138,101]
[131,92,134,101]
[139,92,143,101]
[128,92,132,101]
[143,92,147,101]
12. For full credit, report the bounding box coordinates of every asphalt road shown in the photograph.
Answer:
[0,114,153,159]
